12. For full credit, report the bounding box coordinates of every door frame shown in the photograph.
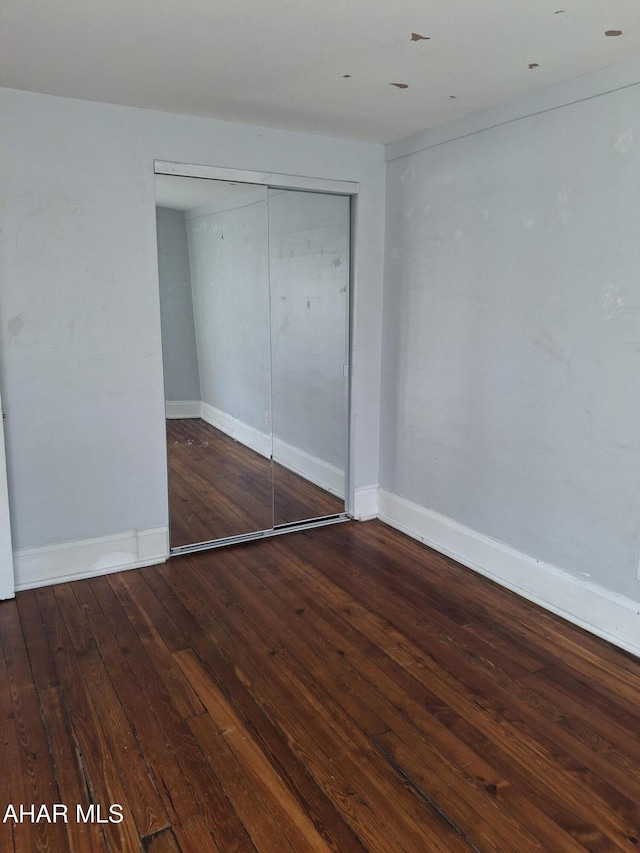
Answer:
[0,387,14,599]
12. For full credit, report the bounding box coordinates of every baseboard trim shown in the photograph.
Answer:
[378,490,640,659]
[272,438,344,499]
[165,400,201,419]
[353,485,379,520]
[200,402,271,458]
[13,526,169,591]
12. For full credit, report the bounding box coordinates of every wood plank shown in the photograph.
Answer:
[189,713,296,852]
[173,814,221,852]
[68,579,198,823]
[178,649,333,853]
[146,563,369,853]
[143,828,181,853]
[174,556,475,852]
[279,531,640,849]
[0,717,21,853]
[15,591,58,691]
[158,564,405,853]
[52,583,172,837]
[38,686,106,853]
[88,575,257,853]
[241,544,570,853]
[212,545,590,851]
[0,599,69,853]
[107,572,204,719]
[35,586,144,853]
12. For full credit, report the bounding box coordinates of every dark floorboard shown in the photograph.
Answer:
[2,519,640,850]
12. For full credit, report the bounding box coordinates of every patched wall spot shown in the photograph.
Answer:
[8,315,24,337]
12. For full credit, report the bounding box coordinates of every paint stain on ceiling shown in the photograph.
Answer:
[1,0,639,144]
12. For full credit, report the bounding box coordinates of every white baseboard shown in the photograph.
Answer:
[378,490,640,659]
[13,526,169,591]
[200,402,271,458]
[273,437,344,499]
[165,400,201,419]
[353,485,379,520]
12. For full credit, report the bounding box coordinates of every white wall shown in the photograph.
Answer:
[0,87,385,586]
[268,190,349,472]
[156,207,201,403]
[185,193,271,435]
[381,58,640,651]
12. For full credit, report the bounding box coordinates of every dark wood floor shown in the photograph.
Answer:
[167,419,344,547]
[2,520,640,851]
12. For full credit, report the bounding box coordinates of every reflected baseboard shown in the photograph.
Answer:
[166,400,201,419]
[166,399,345,499]
[200,401,271,458]
[272,437,344,499]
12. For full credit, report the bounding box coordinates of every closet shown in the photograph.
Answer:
[154,165,352,552]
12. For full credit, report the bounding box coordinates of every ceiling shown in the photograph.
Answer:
[2,0,639,144]
[154,176,262,212]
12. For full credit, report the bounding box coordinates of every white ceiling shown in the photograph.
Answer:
[2,0,639,143]
[154,176,262,211]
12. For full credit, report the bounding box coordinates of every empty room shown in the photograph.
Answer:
[1,1,640,850]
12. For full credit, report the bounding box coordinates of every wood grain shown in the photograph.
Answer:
[4,518,640,851]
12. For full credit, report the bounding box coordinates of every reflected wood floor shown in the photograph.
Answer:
[2,520,640,851]
[167,418,343,547]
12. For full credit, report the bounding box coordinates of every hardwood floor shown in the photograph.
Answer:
[167,419,344,547]
[2,519,640,851]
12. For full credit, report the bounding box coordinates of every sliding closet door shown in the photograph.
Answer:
[155,176,273,547]
[268,189,350,526]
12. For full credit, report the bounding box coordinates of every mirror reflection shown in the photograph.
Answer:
[155,174,349,549]
[268,189,349,526]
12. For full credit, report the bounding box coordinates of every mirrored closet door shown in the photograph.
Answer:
[155,172,350,552]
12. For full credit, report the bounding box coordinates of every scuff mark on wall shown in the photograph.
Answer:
[531,327,571,371]
[614,128,633,153]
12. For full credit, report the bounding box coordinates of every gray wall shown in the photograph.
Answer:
[268,190,349,469]
[185,194,271,434]
[0,86,385,551]
[156,207,201,403]
[381,59,640,601]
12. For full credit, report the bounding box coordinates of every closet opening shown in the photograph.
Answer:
[154,162,355,554]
